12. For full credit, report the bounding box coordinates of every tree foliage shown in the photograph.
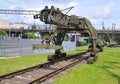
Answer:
[64,34,69,41]
[0,29,7,36]
[32,25,36,30]
[22,32,40,39]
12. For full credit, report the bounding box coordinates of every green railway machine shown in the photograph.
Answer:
[33,6,102,63]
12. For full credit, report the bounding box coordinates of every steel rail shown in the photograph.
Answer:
[28,58,84,84]
[0,52,88,83]
[0,62,51,81]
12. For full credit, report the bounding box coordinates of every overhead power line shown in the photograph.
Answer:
[0,9,40,15]
[0,6,74,15]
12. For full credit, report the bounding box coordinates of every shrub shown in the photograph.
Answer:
[0,29,7,36]
[64,34,69,41]
[22,32,40,39]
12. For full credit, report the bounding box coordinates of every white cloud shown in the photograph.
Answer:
[90,19,97,24]
[68,1,77,7]
[103,1,115,17]
[10,5,16,9]
[94,1,115,19]
[115,23,120,30]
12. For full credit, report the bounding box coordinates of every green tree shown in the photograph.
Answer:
[32,25,36,30]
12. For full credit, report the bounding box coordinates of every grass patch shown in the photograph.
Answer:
[2,46,119,84]
[0,46,87,75]
[66,46,88,56]
[0,53,48,75]
[55,47,120,84]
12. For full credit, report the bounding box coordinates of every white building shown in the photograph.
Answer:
[0,20,9,29]
[10,22,28,29]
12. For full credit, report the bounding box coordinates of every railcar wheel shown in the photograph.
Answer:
[94,55,98,61]
[60,53,66,57]
[87,57,95,64]
[48,55,54,61]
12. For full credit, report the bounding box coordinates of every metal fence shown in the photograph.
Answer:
[0,36,76,57]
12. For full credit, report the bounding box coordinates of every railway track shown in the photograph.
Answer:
[0,52,90,84]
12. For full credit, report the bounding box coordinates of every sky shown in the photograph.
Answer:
[0,0,120,29]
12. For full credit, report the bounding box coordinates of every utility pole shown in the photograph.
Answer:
[101,21,105,41]
[112,23,116,42]
[102,21,105,30]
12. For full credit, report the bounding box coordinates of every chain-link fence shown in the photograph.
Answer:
[0,36,76,57]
